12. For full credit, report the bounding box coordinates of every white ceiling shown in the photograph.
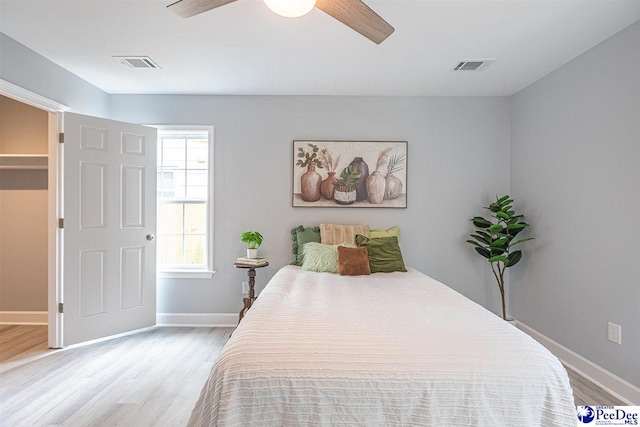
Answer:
[1,0,639,96]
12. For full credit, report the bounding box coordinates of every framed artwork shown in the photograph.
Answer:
[292,140,407,208]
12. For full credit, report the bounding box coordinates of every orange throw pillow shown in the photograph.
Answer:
[338,246,371,276]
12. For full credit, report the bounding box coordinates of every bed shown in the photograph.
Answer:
[188,266,577,426]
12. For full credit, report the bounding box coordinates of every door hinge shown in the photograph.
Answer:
[58,218,64,229]
[58,133,64,143]
[58,303,64,314]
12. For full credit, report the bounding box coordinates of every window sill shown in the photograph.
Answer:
[158,270,216,279]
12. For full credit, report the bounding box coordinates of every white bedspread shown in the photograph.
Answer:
[188,266,576,426]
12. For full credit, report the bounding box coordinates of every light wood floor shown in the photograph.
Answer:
[0,325,232,426]
[0,325,625,426]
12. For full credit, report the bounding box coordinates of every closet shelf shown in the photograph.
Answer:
[0,154,49,170]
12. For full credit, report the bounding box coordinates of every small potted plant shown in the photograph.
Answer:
[334,164,361,205]
[241,231,263,259]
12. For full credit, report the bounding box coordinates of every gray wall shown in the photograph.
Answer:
[0,33,110,118]
[511,21,640,387]
[110,95,511,315]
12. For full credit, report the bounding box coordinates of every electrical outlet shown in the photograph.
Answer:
[608,322,622,345]
[242,281,249,294]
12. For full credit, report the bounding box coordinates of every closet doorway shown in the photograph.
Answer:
[0,82,65,348]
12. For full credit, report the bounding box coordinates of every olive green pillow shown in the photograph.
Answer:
[355,235,407,273]
[290,225,321,266]
[369,226,400,239]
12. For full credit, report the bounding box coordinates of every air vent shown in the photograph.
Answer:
[452,59,495,72]
[113,56,161,69]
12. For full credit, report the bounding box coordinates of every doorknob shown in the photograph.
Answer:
[146,234,155,241]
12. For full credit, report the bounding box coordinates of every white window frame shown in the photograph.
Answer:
[154,125,215,279]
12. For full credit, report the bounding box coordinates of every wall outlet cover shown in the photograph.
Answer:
[608,322,622,345]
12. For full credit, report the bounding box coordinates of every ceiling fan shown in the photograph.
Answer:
[167,0,394,44]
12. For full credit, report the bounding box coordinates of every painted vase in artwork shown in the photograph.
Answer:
[320,171,339,200]
[301,165,322,202]
[349,157,369,202]
[384,173,403,200]
[366,171,385,204]
[334,184,357,205]
[384,152,405,200]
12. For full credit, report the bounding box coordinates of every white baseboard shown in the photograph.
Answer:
[156,312,237,327]
[517,321,640,405]
[0,311,48,325]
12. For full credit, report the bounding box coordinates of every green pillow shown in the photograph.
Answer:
[369,226,400,239]
[290,225,321,266]
[301,242,340,273]
[356,235,407,273]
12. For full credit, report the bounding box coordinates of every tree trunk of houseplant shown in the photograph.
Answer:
[301,165,321,202]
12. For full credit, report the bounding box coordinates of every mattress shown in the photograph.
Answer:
[188,266,576,426]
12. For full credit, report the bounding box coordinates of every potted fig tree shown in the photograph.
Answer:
[241,231,263,259]
[467,195,533,322]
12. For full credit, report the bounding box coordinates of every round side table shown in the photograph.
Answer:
[234,262,269,323]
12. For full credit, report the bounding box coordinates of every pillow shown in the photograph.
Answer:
[355,235,407,273]
[320,224,369,246]
[338,246,371,276]
[290,225,320,266]
[369,226,400,239]
[301,242,341,273]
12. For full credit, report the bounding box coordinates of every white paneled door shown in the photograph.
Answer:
[63,113,157,346]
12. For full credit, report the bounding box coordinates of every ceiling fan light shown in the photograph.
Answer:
[264,0,316,18]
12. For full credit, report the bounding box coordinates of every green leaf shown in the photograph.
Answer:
[510,237,534,247]
[489,203,501,212]
[488,224,503,234]
[475,247,491,259]
[497,195,510,204]
[466,240,486,248]
[489,255,508,263]
[496,211,510,220]
[507,223,528,231]
[477,231,492,241]
[472,217,492,228]
[499,199,514,207]
[490,247,505,255]
[492,237,509,247]
[470,234,490,245]
[506,250,522,267]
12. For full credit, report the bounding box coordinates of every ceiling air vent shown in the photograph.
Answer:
[452,59,495,72]
[113,56,161,69]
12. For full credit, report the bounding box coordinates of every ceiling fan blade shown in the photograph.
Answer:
[167,0,238,18]
[315,0,394,44]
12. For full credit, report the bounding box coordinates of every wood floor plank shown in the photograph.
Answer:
[0,325,630,426]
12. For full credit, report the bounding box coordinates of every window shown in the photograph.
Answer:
[156,127,214,277]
